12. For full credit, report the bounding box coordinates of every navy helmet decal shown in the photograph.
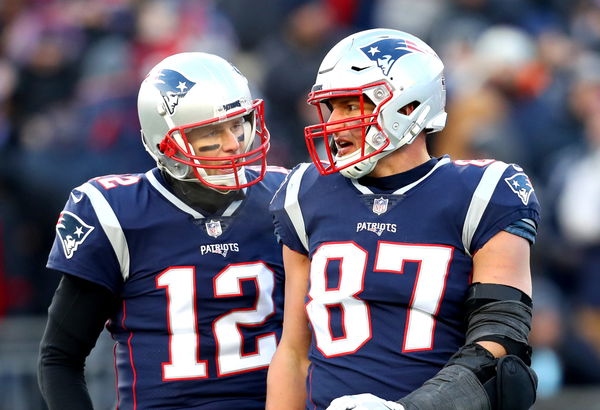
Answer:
[150,69,196,115]
[505,173,534,205]
[56,211,95,259]
[360,38,427,76]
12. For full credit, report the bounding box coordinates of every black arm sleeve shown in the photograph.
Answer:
[38,272,119,410]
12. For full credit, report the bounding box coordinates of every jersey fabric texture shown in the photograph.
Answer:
[269,156,540,410]
[47,166,288,409]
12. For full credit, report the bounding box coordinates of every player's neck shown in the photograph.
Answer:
[162,171,245,214]
[367,135,431,178]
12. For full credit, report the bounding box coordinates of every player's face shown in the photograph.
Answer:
[186,117,245,176]
[327,96,376,158]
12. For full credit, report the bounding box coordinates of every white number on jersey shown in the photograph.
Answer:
[307,242,452,357]
[157,263,277,379]
[94,175,141,189]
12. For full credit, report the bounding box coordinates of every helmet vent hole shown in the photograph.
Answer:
[398,101,420,115]
[351,66,368,71]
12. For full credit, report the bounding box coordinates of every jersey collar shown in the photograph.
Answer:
[350,156,451,195]
[146,169,245,219]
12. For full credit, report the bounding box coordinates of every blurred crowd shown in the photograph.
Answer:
[1,0,600,400]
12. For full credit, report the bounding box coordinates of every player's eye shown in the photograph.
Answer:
[230,122,243,133]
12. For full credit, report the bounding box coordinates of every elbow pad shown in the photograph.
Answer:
[465,282,533,364]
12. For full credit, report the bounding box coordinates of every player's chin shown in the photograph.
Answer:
[335,145,360,158]
[205,162,239,175]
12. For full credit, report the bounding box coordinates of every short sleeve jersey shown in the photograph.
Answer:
[47,166,288,409]
[269,157,540,409]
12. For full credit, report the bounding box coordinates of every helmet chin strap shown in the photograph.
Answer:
[202,168,248,192]
[338,150,378,178]
[336,126,389,179]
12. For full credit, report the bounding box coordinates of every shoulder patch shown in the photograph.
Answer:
[504,173,534,205]
[56,211,95,259]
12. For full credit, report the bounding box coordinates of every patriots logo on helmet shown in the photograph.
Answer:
[505,173,534,205]
[360,38,426,76]
[56,211,95,259]
[150,69,196,115]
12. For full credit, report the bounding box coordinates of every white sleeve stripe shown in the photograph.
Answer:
[283,163,311,252]
[462,161,510,256]
[77,183,131,281]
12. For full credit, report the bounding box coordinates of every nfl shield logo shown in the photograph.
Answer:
[372,197,389,215]
[205,220,223,238]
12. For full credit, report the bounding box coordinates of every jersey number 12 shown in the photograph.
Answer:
[157,262,277,379]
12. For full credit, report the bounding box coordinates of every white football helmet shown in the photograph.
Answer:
[305,28,447,178]
[138,52,270,190]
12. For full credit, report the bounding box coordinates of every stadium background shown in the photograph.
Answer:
[1,0,600,408]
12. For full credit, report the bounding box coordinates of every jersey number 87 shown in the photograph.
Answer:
[307,242,453,356]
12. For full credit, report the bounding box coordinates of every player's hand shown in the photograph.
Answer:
[327,393,405,410]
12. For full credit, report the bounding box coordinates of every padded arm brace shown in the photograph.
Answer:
[465,283,533,363]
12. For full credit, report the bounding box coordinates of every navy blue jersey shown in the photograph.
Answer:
[47,166,288,409]
[270,156,540,410]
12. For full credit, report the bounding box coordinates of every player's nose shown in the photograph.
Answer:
[327,109,348,132]
[221,130,241,153]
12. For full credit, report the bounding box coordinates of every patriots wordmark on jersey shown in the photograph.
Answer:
[48,166,287,409]
[270,156,540,410]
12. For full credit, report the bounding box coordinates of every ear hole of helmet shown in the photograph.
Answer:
[398,101,421,116]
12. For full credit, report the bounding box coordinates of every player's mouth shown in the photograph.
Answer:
[204,157,243,175]
[208,165,237,175]
[334,137,356,157]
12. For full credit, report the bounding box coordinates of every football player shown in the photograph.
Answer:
[267,29,539,410]
[38,52,288,409]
